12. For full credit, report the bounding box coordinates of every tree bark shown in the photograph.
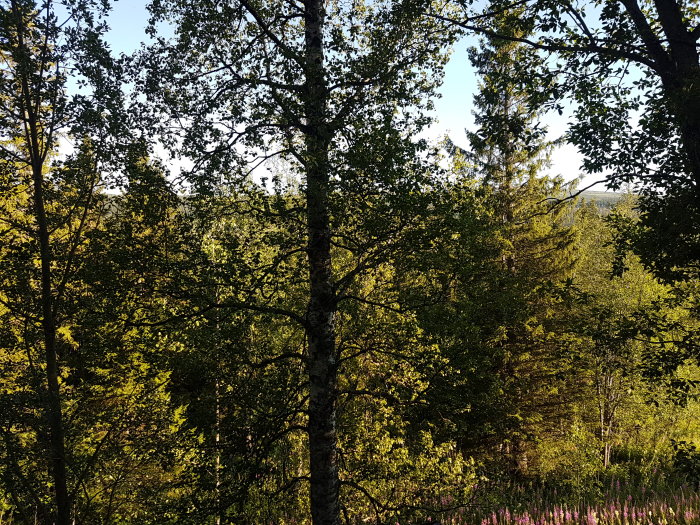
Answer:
[303,0,342,523]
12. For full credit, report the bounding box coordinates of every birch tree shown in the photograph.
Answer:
[142,0,455,521]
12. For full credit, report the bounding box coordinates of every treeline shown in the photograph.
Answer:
[0,0,699,524]
[5,135,698,524]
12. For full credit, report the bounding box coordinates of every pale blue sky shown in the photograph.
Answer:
[104,0,595,190]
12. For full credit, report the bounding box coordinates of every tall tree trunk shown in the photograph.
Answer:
[33,160,71,525]
[12,1,71,521]
[303,0,342,523]
[214,378,222,525]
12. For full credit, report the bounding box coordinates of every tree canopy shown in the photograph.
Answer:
[0,0,698,523]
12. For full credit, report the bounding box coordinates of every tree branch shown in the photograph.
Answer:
[424,10,658,70]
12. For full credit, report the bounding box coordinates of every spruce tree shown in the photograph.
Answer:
[468,13,580,473]
[416,10,581,474]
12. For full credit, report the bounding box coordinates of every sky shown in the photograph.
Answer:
[103,0,602,192]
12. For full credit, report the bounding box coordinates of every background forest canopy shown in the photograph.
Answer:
[0,0,699,524]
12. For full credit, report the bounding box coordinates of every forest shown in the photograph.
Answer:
[0,0,699,524]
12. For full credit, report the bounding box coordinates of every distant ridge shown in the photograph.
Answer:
[578,190,626,209]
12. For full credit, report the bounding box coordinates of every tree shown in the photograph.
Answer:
[0,1,122,521]
[555,198,700,472]
[141,0,455,521]
[431,0,700,279]
[0,3,190,523]
[397,12,582,482]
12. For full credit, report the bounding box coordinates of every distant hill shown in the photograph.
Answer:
[579,191,627,210]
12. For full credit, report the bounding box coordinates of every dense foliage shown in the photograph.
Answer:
[0,0,698,524]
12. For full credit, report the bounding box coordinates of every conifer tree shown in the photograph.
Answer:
[415,11,580,473]
[467,14,580,473]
